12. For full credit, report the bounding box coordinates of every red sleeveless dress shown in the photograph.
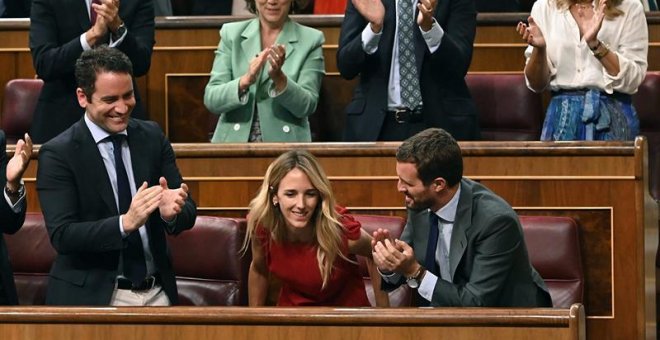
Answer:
[256,208,369,306]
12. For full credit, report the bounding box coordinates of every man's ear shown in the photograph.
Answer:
[76,88,89,109]
[432,178,447,192]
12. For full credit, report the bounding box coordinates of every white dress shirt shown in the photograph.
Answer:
[84,114,156,277]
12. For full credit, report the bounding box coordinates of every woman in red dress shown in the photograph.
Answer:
[243,150,383,306]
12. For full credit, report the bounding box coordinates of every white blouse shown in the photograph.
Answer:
[524,0,648,94]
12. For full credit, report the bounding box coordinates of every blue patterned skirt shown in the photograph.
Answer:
[542,89,639,141]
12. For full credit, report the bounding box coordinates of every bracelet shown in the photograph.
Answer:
[589,40,601,51]
[592,41,610,60]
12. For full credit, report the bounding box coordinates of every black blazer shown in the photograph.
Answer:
[36,118,196,305]
[2,0,32,17]
[383,179,551,307]
[0,130,27,305]
[337,0,479,141]
[29,0,155,144]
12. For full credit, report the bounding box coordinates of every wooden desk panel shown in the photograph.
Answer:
[0,305,585,340]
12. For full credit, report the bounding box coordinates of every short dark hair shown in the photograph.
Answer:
[74,45,133,98]
[244,0,309,14]
[396,128,463,187]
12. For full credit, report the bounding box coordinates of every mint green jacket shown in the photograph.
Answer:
[204,18,325,142]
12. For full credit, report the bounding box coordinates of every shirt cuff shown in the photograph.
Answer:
[268,80,288,98]
[417,270,438,302]
[80,33,92,51]
[3,182,25,213]
[420,19,443,54]
[109,28,127,47]
[119,215,128,238]
[361,23,381,55]
[378,267,402,284]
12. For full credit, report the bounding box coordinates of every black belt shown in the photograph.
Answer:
[116,274,161,291]
[386,107,423,123]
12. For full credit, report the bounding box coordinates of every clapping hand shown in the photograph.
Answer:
[517,16,546,49]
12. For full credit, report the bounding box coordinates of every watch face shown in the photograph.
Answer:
[407,278,419,289]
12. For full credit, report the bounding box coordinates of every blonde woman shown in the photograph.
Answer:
[516,0,648,140]
[244,150,384,306]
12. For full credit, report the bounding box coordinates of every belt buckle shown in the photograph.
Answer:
[394,108,409,123]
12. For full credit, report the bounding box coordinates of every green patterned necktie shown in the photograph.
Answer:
[397,0,423,110]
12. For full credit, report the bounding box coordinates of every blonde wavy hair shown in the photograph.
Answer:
[242,150,349,289]
[554,0,623,18]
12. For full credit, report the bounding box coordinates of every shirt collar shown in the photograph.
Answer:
[433,182,461,223]
[84,113,128,144]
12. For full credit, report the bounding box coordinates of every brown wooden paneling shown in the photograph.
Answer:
[166,75,213,142]
[0,305,586,340]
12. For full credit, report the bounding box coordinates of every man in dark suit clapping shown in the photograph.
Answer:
[29,0,155,144]
[37,47,196,306]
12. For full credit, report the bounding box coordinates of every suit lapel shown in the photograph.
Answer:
[449,180,470,280]
[265,19,298,87]
[411,210,430,265]
[76,0,92,31]
[241,19,266,88]
[72,119,118,214]
[382,0,396,68]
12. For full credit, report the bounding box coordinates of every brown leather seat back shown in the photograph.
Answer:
[353,214,412,307]
[167,216,251,306]
[520,215,584,308]
[466,73,543,141]
[4,212,55,305]
[1,79,43,144]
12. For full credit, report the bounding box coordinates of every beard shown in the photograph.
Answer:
[404,193,434,212]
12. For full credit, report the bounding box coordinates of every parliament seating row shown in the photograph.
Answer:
[4,212,583,308]
[2,73,658,201]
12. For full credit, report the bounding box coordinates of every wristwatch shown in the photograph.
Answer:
[5,183,24,199]
[406,265,426,289]
[112,22,127,40]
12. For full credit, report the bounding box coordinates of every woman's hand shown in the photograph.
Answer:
[267,44,287,93]
[583,0,607,49]
[239,48,270,94]
[517,16,546,49]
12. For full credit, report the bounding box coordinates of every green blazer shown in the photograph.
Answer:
[204,18,325,142]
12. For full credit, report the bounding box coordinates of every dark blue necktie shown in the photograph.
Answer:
[109,134,146,285]
[425,212,439,277]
